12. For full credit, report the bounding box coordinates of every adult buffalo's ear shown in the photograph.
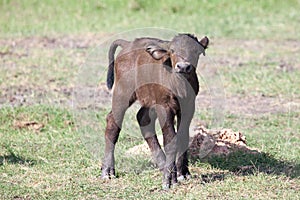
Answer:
[146,44,169,60]
[199,36,209,56]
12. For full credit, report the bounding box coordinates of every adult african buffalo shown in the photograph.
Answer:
[101,34,209,189]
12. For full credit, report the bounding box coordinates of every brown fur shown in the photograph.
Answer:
[101,34,209,189]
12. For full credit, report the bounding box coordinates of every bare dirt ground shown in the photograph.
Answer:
[1,34,299,116]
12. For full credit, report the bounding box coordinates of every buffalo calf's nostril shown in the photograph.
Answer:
[175,62,192,73]
[185,65,192,73]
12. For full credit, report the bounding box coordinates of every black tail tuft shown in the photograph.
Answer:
[107,61,114,89]
[106,39,129,90]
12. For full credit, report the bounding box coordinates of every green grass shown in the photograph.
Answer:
[1,0,300,199]
[0,0,300,39]
[0,106,299,199]
[220,63,300,97]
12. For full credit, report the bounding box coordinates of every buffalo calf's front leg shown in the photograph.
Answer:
[176,124,191,181]
[162,126,177,189]
[176,108,194,181]
[158,108,177,189]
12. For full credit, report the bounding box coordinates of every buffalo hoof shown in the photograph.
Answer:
[177,173,192,182]
[162,177,178,190]
[100,167,116,179]
[177,175,185,182]
[162,182,179,190]
[162,183,170,190]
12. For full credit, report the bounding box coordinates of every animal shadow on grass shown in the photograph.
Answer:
[0,148,36,166]
[192,151,300,184]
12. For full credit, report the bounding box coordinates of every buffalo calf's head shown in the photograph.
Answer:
[146,34,209,74]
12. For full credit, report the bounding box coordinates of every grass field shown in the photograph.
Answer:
[1,0,300,199]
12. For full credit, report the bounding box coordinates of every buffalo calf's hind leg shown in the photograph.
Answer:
[101,87,135,179]
[137,107,166,171]
[101,111,122,179]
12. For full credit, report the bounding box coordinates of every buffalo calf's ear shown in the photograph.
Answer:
[146,44,168,60]
[199,36,209,49]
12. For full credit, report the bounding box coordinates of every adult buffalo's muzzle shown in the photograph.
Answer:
[174,62,193,73]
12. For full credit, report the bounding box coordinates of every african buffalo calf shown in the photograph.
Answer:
[101,34,209,189]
